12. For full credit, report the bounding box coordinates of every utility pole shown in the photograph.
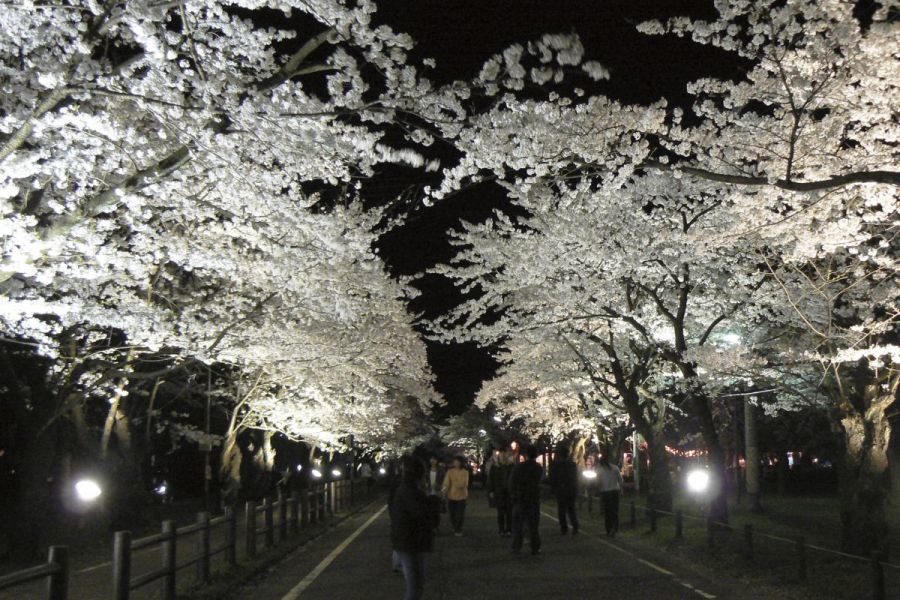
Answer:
[744,399,762,512]
[632,430,641,493]
[204,367,212,511]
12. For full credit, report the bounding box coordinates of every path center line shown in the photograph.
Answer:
[281,504,387,600]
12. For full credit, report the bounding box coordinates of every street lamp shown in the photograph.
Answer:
[686,469,710,494]
[582,470,597,480]
[331,468,342,478]
[311,468,323,479]
[75,479,102,502]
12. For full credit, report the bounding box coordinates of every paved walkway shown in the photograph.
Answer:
[232,491,778,600]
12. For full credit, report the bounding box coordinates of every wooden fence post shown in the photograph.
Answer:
[674,510,683,540]
[161,520,177,600]
[302,489,311,525]
[279,490,288,541]
[290,491,300,535]
[744,524,753,562]
[224,507,237,566]
[245,501,258,558]
[871,552,885,600]
[264,498,274,548]
[47,546,69,600]
[196,512,211,583]
[328,482,335,516]
[795,537,807,582]
[112,531,132,600]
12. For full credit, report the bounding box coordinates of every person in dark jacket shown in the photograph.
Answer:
[488,448,514,536]
[548,446,579,535]
[509,444,543,555]
[391,455,438,600]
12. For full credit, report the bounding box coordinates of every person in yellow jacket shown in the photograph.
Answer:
[441,456,470,536]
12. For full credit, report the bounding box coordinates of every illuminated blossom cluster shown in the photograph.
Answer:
[0,0,447,449]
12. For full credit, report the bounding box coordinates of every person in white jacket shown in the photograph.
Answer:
[596,454,623,537]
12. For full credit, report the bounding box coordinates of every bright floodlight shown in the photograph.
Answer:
[311,468,323,478]
[582,470,597,480]
[75,479,102,502]
[687,469,710,493]
[331,469,341,477]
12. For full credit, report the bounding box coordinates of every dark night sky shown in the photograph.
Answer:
[370,1,740,415]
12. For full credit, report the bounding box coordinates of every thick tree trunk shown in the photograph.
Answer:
[693,393,728,523]
[8,425,59,559]
[644,427,674,512]
[1,347,59,559]
[838,399,893,556]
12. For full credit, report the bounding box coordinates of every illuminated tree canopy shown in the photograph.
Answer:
[0,0,897,555]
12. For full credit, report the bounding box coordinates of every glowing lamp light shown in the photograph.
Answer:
[154,483,168,496]
[296,464,303,472]
[378,467,387,475]
[582,470,597,480]
[311,468,323,479]
[687,469,710,493]
[331,469,341,478]
[492,415,502,422]
[75,479,102,502]
[510,441,519,451]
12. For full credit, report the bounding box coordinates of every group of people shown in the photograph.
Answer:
[388,446,623,600]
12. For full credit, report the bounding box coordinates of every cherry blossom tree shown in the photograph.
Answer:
[0,0,446,441]
[475,331,615,443]
[430,175,766,516]
[637,0,899,553]
[428,0,897,548]
[0,0,446,554]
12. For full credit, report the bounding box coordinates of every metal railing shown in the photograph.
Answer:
[0,546,69,600]
[614,498,899,600]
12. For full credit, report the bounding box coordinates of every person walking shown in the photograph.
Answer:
[441,456,469,536]
[509,444,543,555]
[597,453,623,537]
[391,455,438,600]
[424,456,445,531]
[425,457,445,496]
[548,446,579,535]
[489,448,514,536]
